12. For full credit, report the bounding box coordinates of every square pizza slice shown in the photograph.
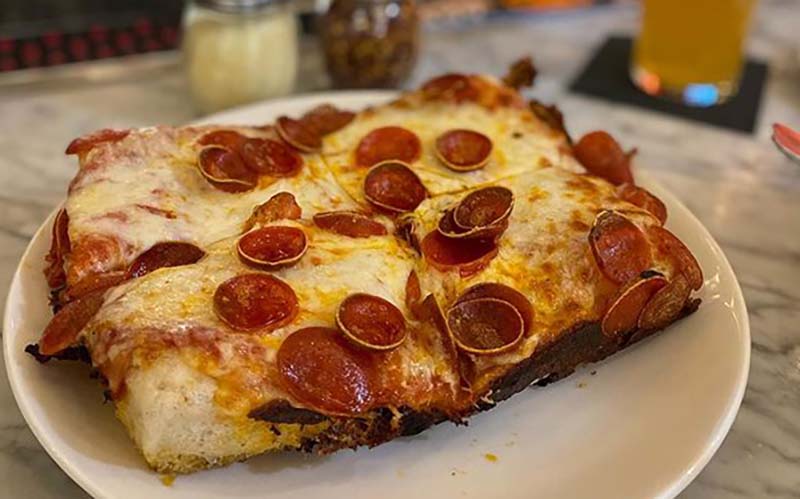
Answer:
[30,61,703,475]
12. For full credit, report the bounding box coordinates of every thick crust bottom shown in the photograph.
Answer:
[300,299,700,455]
[35,301,698,474]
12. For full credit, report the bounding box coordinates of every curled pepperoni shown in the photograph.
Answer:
[243,192,302,231]
[421,73,478,102]
[638,272,692,331]
[363,161,427,213]
[646,226,703,291]
[420,294,471,389]
[435,129,493,171]
[64,271,127,301]
[127,242,206,279]
[437,208,508,240]
[454,186,514,230]
[237,226,307,269]
[589,211,651,285]
[39,291,105,356]
[278,327,375,414]
[405,270,422,319]
[336,293,406,350]
[617,183,667,225]
[44,209,71,289]
[601,273,667,337]
[197,146,258,193]
[355,126,421,168]
[574,131,635,185]
[240,138,303,177]
[456,282,533,335]
[447,298,524,355]
[198,130,248,151]
[312,211,387,238]
[65,129,130,155]
[213,274,298,332]
[437,208,466,236]
[420,231,498,277]
[276,116,321,152]
[301,104,355,136]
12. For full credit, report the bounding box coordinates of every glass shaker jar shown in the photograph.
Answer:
[183,0,299,114]
[320,0,419,89]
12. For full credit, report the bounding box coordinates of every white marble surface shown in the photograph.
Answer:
[1,2,799,498]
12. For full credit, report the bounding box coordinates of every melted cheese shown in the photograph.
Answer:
[65,126,355,283]
[409,167,673,378]
[322,95,583,205]
[85,223,449,416]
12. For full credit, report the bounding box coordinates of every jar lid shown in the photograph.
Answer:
[195,0,293,13]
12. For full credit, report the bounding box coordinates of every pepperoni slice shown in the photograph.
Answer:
[64,271,127,301]
[638,272,692,331]
[39,291,105,356]
[355,127,421,168]
[454,186,514,230]
[589,210,651,285]
[617,183,667,225]
[601,274,668,337]
[213,274,298,331]
[301,104,356,136]
[243,192,302,231]
[312,211,387,238]
[198,130,248,151]
[421,73,478,102]
[646,226,703,291]
[405,270,422,319]
[420,231,498,277]
[336,293,407,350]
[65,129,130,155]
[44,209,71,289]
[237,226,307,269]
[436,208,508,240]
[127,242,206,279]
[197,146,258,192]
[276,116,321,152]
[278,327,375,414]
[574,131,635,185]
[419,294,472,390]
[435,129,493,171]
[447,298,524,355]
[240,138,303,177]
[363,161,427,213]
[455,283,533,335]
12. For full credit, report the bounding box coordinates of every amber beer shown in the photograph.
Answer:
[631,0,756,106]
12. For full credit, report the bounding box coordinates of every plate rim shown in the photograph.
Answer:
[3,90,751,499]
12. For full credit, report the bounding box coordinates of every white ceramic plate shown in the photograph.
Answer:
[4,92,750,499]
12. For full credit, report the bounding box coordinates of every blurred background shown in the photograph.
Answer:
[1,2,799,498]
[0,0,785,115]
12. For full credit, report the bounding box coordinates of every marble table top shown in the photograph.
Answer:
[1,1,798,498]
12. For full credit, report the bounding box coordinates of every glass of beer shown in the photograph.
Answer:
[631,0,757,107]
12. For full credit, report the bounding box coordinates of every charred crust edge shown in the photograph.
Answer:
[298,300,700,452]
[248,400,328,425]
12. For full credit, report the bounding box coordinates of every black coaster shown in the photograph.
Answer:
[569,36,768,134]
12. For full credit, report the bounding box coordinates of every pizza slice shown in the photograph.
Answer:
[78,217,457,472]
[402,166,702,394]
[319,69,581,211]
[29,61,703,475]
[44,119,356,310]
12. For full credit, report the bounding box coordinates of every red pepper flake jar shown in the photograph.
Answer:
[321,0,419,89]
